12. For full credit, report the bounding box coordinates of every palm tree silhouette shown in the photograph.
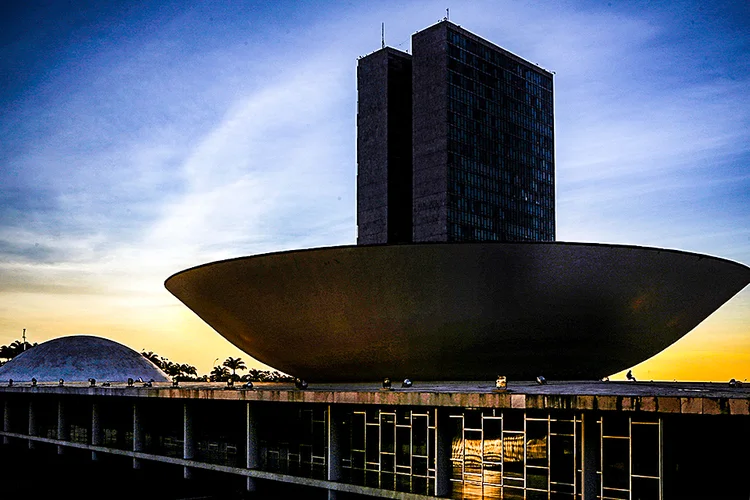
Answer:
[222,357,247,381]
[210,366,230,382]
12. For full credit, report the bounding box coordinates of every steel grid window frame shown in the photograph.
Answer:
[343,407,437,495]
[597,415,663,500]
[449,409,581,498]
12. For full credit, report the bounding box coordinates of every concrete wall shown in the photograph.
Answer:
[356,48,412,245]
[412,23,449,242]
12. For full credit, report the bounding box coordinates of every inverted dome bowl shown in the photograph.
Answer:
[165,242,750,381]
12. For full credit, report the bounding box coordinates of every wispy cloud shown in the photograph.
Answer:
[0,0,747,377]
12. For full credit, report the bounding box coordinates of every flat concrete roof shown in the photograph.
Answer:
[1,380,748,416]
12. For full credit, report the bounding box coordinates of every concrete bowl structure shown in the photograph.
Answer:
[165,243,750,382]
[0,335,169,383]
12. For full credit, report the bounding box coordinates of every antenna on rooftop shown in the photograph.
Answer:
[381,22,385,48]
[446,8,450,20]
[22,328,26,350]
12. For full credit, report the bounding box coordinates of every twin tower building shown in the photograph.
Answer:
[356,20,556,245]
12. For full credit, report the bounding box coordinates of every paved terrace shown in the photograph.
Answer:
[1,380,748,415]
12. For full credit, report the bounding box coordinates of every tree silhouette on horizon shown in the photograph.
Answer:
[223,357,247,381]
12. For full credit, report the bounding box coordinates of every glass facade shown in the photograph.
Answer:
[261,405,328,479]
[13,391,750,498]
[341,406,437,496]
[446,29,555,242]
[449,409,580,499]
[255,404,662,499]
[448,410,662,500]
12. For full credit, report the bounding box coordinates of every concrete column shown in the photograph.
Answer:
[28,399,36,450]
[658,417,664,500]
[246,402,259,492]
[435,407,452,497]
[91,401,101,461]
[133,402,144,469]
[3,399,9,445]
[581,412,599,500]
[57,400,67,455]
[183,402,195,479]
[327,404,343,500]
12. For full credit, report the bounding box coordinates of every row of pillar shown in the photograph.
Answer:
[2,397,602,498]
[2,398,260,489]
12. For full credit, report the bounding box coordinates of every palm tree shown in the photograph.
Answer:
[0,344,12,361]
[1,340,36,359]
[210,366,230,382]
[222,357,247,381]
[141,351,164,369]
[163,361,182,379]
[180,364,198,378]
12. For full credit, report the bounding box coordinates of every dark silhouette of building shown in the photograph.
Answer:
[357,20,555,244]
[356,48,413,244]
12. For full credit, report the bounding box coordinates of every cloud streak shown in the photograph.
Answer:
[0,0,747,378]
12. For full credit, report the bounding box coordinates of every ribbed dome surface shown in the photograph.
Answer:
[0,335,169,382]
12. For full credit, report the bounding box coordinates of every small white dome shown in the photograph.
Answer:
[0,335,169,382]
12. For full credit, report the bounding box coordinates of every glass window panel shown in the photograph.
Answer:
[464,454,482,476]
[550,434,575,484]
[632,423,659,478]
[412,476,427,495]
[602,487,629,499]
[366,410,379,424]
[396,473,411,492]
[413,415,428,456]
[300,410,312,442]
[347,468,364,485]
[365,471,379,488]
[550,482,574,493]
[483,462,502,485]
[551,419,574,435]
[413,456,428,476]
[602,437,630,490]
[465,429,481,464]
[464,410,482,430]
[503,485,525,499]
[312,421,325,457]
[396,425,410,466]
[632,476,660,498]
[504,411,524,431]
[527,466,548,490]
[483,418,502,463]
[351,450,365,469]
[351,413,365,450]
[381,413,395,425]
[602,415,629,437]
[550,493,575,500]
[381,419,395,454]
[380,471,394,490]
[526,420,548,468]
[503,433,524,478]
[396,408,410,425]
[451,460,463,480]
[381,453,394,473]
[366,425,379,463]
[301,445,312,464]
[450,417,463,461]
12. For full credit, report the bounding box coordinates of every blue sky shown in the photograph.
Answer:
[1,0,748,378]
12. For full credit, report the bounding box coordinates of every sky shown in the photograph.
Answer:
[1,0,748,380]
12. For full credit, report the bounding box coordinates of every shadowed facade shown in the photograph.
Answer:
[165,243,750,382]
